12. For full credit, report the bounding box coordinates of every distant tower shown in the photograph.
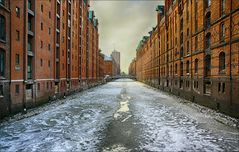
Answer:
[111,50,121,76]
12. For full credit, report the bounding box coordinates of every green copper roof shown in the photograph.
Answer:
[94,18,98,27]
[88,11,94,21]
[156,5,164,14]
[136,36,149,51]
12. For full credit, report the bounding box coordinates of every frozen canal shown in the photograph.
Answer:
[0,79,239,152]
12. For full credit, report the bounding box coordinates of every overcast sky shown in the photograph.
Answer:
[90,0,164,73]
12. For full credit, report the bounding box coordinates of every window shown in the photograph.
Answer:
[195,59,198,73]
[38,83,40,91]
[41,4,43,12]
[0,15,6,41]
[194,81,198,89]
[48,60,50,67]
[175,63,177,74]
[222,83,225,93]
[41,41,43,48]
[205,0,211,8]
[195,36,198,50]
[28,38,32,52]
[205,55,211,77]
[49,11,51,19]
[0,49,5,77]
[218,83,221,92]
[16,7,20,18]
[221,23,225,41]
[221,0,225,15]
[180,61,183,76]
[195,0,198,31]
[40,59,43,66]
[47,82,49,90]
[15,85,20,94]
[205,33,211,49]
[186,60,190,74]
[187,41,189,54]
[219,52,225,72]
[180,18,183,31]
[48,44,51,51]
[27,56,32,79]
[16,54,20,65]
[205,12,211,29]
[48,28,51,35]
[28,0,32,10]
[16,30,20,41]
[41,22,43,31]
[0,85,3,96]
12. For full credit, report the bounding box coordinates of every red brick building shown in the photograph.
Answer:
[0,0,102,119]
[0,0,10,117]
[128,58,136,76]
[103,55,113,76]
[132,0,239,118]
[99,52,105,79]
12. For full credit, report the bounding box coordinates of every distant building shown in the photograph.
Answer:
[103,55,113,76]
[99,53,105,79]
[111,50,120,76]
[129,58,136,77]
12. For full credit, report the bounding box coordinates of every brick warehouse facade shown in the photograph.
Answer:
[131,0,239,118]
[0,0,102,119]
[128,58,136,77]
[0,0,10,118]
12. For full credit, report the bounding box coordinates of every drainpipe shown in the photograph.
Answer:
[229,0,232,106]
[190,0,193,101]
[23,0,27,110]
[9,1,12,113]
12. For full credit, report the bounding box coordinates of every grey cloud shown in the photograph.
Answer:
[90,0,164,73]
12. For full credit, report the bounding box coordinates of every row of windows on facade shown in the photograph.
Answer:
[173,0,226,34]
[161,52,226,76]
[0,81,54,96]
[195,0,226,31]
[174,79,226,94]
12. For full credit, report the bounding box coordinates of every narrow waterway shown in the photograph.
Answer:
[0,79,238,152]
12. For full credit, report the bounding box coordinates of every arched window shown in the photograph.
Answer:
[205,12,211,29]
[0,15,6,41]
[219,52,225,72]
[195,58,198,73]
[0,49,5,77]
[205,55,211,77]
[186,60,190,74]
[205,33,211,49]
[180,61,183,76]
[170,65,172,75]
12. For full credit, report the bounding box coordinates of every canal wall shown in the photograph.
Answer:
[0,80,106,120]
[141,80,239,119]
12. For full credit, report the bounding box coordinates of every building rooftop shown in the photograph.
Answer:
[104,55,112,61]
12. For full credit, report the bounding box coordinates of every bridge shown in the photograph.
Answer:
[104,75,136,82]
